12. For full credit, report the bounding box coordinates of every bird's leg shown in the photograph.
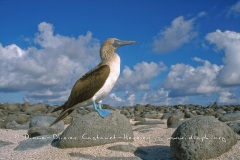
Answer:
[92,101,111,118]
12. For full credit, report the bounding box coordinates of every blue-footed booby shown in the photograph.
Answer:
[49,38,136,127]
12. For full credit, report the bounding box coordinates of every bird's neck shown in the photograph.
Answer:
[100,46,116,60]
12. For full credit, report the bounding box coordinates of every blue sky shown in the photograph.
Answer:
[0,0,240,106]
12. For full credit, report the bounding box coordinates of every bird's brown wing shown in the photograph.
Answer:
[49,64,110,127]
[66,64,110,108]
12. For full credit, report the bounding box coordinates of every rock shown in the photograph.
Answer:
[25,104,48,114]
[134,104,145,112]
[134,120,165,125]
[14,135,54,151]
[0,120,7,129]
[16,114,30,124]
[161,112,173,119]
[143,112,159,119]
[184,111,196,118]
[219,113,240,122]
[227,121,240,135]
[27,126,63,137]
[5,104,19,112]
[170,116,237,160]
[167,116,181,128]
[77,109,90,115]
[29,116,64,129]
[5,121,29,130]
[0,110,4,116]
[0,140,14,148]
[55,111,134,148]
[64,116,73,125]
[134,117,146,122]
[28,116,64,137]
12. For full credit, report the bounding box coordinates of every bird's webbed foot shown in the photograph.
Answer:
[93,101,111,118]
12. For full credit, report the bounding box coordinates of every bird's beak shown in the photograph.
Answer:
[113,39,137,48]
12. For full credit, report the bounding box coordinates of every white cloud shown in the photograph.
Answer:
[115,61,167,91]
[0,22,100,104]
[218,90,239,104]
[227,1,240,17]
[163,58,222,97]
[206,29,240,86]
[153,16,197,53]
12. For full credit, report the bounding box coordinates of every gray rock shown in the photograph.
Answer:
[0,110,4,116]
[134,104,145,112]
[77,109,90,115]
[29,116,64,130]
[184,111,196,118]
[14,135,54,151]
[227,121,240,135]
[161,112,173,119]
[25,104,47,114]
[134,117,146,122]
[170,116,237,160]
[5,104,19,112]
[5,121,29,130]
[0,140,14,148]
[63,116,73,125]
[56,111,134,148]
[167,116,181,128]
[143,112,159,119]
[28,116,64,137]
[27,126,63,137]
[16,114,30,124]
[219,113,240,122]
[0,120,7,128]
[134,120,165,125]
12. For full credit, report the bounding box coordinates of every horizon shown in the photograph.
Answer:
[0,0,240,106]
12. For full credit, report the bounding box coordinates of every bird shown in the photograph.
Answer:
[49,38,136,127]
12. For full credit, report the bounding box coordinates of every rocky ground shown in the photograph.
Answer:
[0,102,239,159]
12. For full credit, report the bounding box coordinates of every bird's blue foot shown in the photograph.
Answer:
[93,101,111,118]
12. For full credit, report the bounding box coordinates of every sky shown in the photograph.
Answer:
[0,0,240,106]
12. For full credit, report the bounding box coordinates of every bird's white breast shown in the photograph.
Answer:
[93,53,120,102]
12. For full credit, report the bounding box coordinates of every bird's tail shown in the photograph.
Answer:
[49,108,74,127]
[51,101,68,113]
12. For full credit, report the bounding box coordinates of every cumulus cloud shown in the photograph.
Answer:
[218,91,240,104]
[227,1,240,17]
[0,22,100,104]
[206,29,240,86]
[163,58,222,97]
[153,16,197,53]
[114,61,167,92]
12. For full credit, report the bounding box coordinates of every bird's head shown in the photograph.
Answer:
[100,38,136,60]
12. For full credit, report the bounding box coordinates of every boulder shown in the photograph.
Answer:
[28,116,64,137]
[25,104,48,114]
[219,113,240,122]
[167,116,181,128]
[5,121,29,130]
[170,116,237,160]
[14,135,54,151]
[27,126,63,137]
[29,115,64,129]
[227,121,240,135]
[55,111,134,148]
